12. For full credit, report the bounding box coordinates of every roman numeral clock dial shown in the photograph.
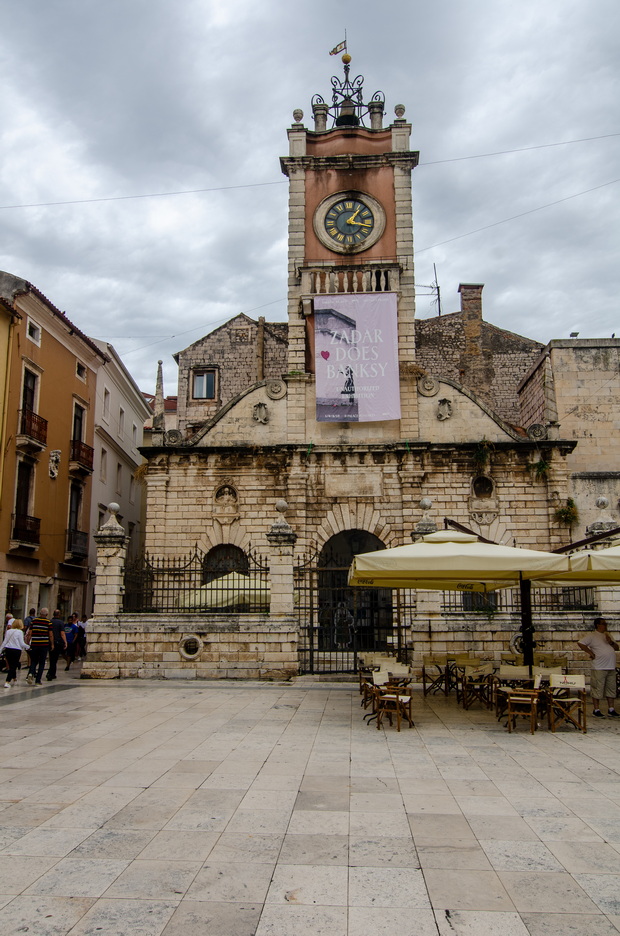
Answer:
[325,199,374,246]
[313,191,386,254]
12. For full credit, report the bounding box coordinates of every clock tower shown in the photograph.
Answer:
[280,54,419,443]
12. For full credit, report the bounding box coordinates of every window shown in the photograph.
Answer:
[73,403,85,441]
[116,463,122,495]
[68,482,83,532]
[192,369,217,400]
[118,407,125,437]
[462,592,498,613]
[132,423,138,446]
[129,476,135,504]
[15,459,34,518]
[27,319,41,346]
[22,369,37,412]
[100,448,107,483]
[103,388,110,420]
[76,361,87,380]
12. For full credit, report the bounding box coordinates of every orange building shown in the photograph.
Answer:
[0,272,108,620]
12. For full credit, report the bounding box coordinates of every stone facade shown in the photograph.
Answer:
[90,61,620,680]
[415,285,543,425]
[174,315,288,434]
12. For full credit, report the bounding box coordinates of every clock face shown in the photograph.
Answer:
[313,191,385,254]
[324,198,375,248]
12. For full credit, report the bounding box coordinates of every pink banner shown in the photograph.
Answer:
[314,293,401,422]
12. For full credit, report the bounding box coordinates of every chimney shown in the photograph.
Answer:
[458,283,484,318]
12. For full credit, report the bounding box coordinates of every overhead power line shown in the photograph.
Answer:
[417,178,620,254]
[0,133,617,211]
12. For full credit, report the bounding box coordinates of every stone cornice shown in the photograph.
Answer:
[280,152,419,177]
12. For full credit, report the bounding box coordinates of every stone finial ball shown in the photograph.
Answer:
[275,499,289,514]
[419,498,433,511]
[394,104,406,118]
[292,109,303,123]
[596,496,609,509]
[108,502,120,514]
[342,53,351,64]
[158,359,163,365]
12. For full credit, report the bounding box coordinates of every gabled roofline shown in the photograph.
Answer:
[0,271,109,363]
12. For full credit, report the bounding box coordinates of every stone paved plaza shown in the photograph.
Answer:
[1,669,620,936]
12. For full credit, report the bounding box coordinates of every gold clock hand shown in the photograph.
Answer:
[347,220,372,227]
[346,207,361,224]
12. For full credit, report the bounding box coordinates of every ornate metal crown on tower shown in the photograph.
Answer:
[311,54,385,129]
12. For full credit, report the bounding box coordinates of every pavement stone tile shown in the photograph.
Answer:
[186,860,274,902]
[24,857,130,897]
[573,874,620,914]
[67,898,178,936]
[520,912,620,936]
[161,900,262,936]
[423,868,514,911]
[0,896,94,935]
[479,839,565,871]
[73,829,157,858]
[498,870,599,913]
[434,910,530,936]
[279,833,349,865]
[417,843,493,870]
[348,866,431,908]
[0,827,96,857]
[349,906,438,935]
[254,904,348,936]
[348,835,419,867]
[265,863,348,906]
[104,859,203,900]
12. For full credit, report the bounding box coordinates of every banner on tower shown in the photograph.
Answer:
[314,292,401,423]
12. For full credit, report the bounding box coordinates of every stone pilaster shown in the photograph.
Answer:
[93,504,129,617]
[266,507,297,615]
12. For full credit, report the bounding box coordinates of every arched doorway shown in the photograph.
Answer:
[296,529,400,674]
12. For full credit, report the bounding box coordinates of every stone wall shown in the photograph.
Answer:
[175,315,288,433]
[416,301,543,425]
[82,614,299,680]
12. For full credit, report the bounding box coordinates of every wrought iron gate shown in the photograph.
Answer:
[294,555,414,674]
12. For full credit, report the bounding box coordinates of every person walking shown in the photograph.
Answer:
[1,620,30,688]
[46,610,67,681]
[25,608,52,685]
[577,617,620,718]
[64,614,79,670]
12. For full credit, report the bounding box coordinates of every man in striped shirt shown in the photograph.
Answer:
[25,608,52,686]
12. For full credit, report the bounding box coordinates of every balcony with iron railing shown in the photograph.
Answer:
[69,439,94,474]
[66,528,89,559]
[11,513,41,547]
[16,409,48,452]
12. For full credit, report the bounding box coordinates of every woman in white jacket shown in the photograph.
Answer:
[1,620,30,688]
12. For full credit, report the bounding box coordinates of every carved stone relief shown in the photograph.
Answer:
[214,483,239,525]
[417,375,439,397]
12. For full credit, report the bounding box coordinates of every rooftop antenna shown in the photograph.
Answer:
[432,264,442,316]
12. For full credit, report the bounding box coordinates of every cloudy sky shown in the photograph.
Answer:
[1,0,618,394]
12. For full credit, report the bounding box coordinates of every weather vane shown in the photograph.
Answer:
[313,36,385,129]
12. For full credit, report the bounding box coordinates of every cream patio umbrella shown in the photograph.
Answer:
[348,530,572,667]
